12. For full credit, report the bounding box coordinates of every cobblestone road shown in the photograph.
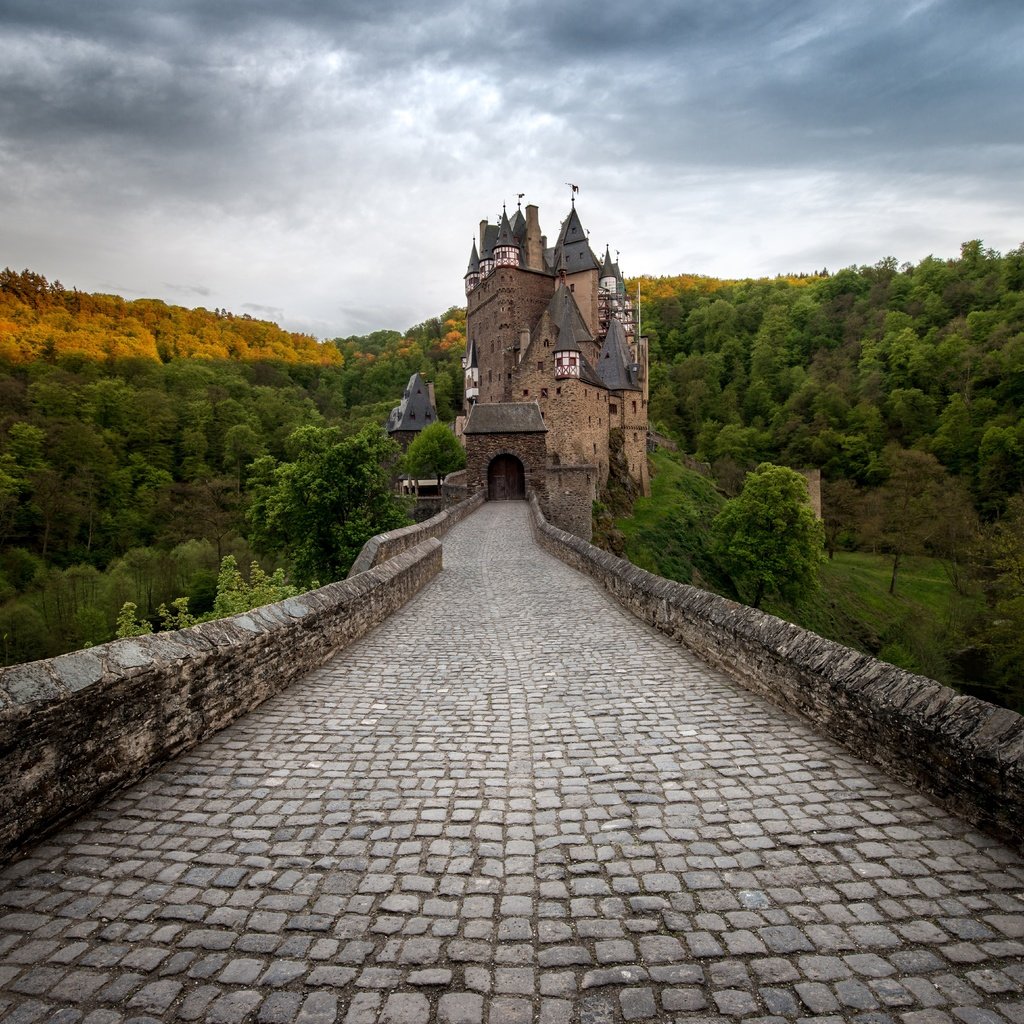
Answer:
[2,502,1023,1024]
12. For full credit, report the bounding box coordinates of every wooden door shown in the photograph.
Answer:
[488,455,525,500]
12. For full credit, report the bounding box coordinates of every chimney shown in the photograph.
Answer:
[479,219,489,251]
[525,205,543,271]
[427,381,436,412]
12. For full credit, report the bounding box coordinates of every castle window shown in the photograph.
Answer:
[544,339,550,347]
[632,400,637,413]
[541,388,548,399]
[556,387,561,395]
[610,403,617,414]
[537,360,543,370]
[523,389,529,397]
[570,284,575,293]
[594,443,597,454]
[488,370,493,382]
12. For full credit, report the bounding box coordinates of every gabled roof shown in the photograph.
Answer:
[465,240,480,276]
[463,402,547,434]
[597,318,640,391]
[386,372,436,433]
[547,285,593,352]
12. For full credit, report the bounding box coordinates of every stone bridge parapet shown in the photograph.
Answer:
[0,538,443,863]
[529,494,1024,850]
[347,490,484,577]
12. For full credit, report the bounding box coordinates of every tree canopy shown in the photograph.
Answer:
[711,463,824,608]
[247,425,410,587]
[403,421,466,485]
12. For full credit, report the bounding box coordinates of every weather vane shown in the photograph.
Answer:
[516,192,525,208]
[566,183,579,204]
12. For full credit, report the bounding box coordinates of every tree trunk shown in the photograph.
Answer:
[889,550,901,595]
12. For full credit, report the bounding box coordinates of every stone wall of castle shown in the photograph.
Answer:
[528,495,1024,850]
[544,465,597,541]
[511,357,610,487]
[0,540,443,862]
[464,431,548,501]
[467,267,552,404]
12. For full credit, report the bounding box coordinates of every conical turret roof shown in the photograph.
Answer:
[553,205,599,273]
[465,240,480,276]
[547,285,593,352]
[597,318,639,391]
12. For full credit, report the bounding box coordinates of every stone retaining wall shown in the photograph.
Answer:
[529,496,1024,849]
[347,491,484,577]
[0,539,443,863]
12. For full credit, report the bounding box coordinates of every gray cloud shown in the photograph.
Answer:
[1,0,1022,337]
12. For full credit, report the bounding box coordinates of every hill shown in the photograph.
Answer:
[0,270,466,666]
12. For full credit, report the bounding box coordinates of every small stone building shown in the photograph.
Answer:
[386,372,437,449]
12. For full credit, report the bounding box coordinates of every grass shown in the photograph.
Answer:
[616,449,730,593]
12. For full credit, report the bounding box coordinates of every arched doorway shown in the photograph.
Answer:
[487,454,526,500]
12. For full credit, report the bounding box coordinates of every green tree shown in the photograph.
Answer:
[403,421,466,488]
[711,463,824,608]
[248,425,410,587]
[864,447,948,595]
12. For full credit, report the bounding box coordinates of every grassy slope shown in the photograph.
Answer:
[616,449,994,704]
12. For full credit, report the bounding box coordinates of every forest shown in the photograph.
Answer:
[1,242,1022,710]
[630,240,1024,708]
[0,270,465,664]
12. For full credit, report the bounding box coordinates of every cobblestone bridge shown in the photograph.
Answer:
[1,503,1022,1024]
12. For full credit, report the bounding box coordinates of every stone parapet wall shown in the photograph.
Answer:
[0,539,443,863]
[347,491,484,577]
[528,496,1024,849]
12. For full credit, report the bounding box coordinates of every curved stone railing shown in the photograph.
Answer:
[529,495,1024,849]
[347,491,484,577]
[0,539,443,863]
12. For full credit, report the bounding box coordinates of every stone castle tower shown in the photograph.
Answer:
[460,198,650,538]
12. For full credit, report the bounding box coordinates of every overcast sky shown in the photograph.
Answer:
[2,0,1022,339]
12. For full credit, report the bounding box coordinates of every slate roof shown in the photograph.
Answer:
[552,205,599,274]
[463,402,548,434]
[510,208,526,240]
[496,208,518,248]
[386,372,436,433]
[547,286,593,352]
[465,240,480,276]
[465,337,478,369]
[480,223,498,259]
[597,318,640,391]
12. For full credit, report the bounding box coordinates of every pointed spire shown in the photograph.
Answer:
[600,245,615,280]
[466,239,480,276]
[597,318,639,391]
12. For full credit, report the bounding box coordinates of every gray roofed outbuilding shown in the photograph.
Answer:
[387,372,437,433]
[463,402,548,434]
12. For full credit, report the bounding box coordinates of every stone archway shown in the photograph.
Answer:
[487,454,526,500]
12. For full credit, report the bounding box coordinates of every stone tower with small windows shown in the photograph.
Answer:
[461,197,649,539]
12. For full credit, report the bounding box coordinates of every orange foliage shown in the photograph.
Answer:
[0,269,342,367]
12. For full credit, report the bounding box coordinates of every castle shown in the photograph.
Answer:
[459,198,650,538]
